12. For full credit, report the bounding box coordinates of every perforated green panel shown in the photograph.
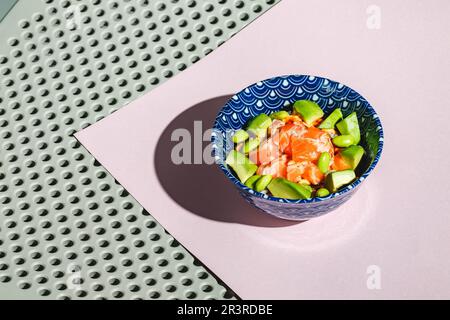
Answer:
[0,0,279,299]
[0,0,18,23]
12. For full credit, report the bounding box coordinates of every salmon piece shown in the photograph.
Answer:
[291,127,333,163]
[322,128,337,138]
[278,129,290,155]
[268,119,285,137]
[302,126,325,139]
[250,121,306,165]
[278,122,306,154]
[257,155,288,178]
[286,160,307,183]
[303,163,325,185]
[249,137,280,165]
[332,154,352,171]
[291,137,319,162]
[286,161,324,185]
[311,118,323,127]
[283,115,303,124]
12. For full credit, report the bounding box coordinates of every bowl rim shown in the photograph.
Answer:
[211,74,384,204]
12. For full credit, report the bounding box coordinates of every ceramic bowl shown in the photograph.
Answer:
[211,75,383,220]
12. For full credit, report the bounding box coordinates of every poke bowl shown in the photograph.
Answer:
[211,75,383,221]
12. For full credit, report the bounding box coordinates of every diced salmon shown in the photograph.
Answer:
[302,126,325,140]
[286,161,324,185]
[303,163,324,185]
[332,154,352,171]
[286,160,307,183]
[311,118,323,127]
[245,111,342,189]
[249,137,280,165]
[322,128,337,138]
[291,127,333,163]
[278,128,290,154]
[283,115,303,124]
[268,119,285,137]
[249,121,307,165]
[291,137,318,162]
[257,155,288,178]
[277,122,306,155]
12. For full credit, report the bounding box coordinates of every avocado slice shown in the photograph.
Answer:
[270,110,289,120]
[247,113,272,137]
[325,170,356,192]
[340,145,365,170]
[232,129,249,143]
[242,137,260,153]
[318,108,343,129]
[226,150,258,183]
[244,174,261,189]
[267,178,312,199]
[336,112,360,144]
[293,100,324,125]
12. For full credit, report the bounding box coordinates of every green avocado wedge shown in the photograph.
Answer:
[293,100,324,125]
[336,112,361,144]
[242,137,260,153]
[325,170,356,192]
[246,113,272,138]
[270,110,289,120]
[231,129,249,144]
[318,108,343,129]
[225,150,258,183]
[340,145,365,170]
[267,178,312,200]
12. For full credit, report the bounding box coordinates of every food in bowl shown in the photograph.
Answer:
[212,75,383,220]
[225,100,365,200]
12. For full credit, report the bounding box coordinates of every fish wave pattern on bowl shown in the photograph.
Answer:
[212,75,384,220]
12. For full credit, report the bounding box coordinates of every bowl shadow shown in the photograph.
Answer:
[154,95,300,228]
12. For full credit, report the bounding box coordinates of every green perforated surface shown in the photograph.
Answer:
[0,0,17,23]
[0,0,279,299]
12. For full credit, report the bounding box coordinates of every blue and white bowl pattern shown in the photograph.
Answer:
[211,75,383,220]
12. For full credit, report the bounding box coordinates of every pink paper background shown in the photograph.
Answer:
[76,0,450,299]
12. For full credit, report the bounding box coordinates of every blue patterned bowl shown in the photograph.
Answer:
[211,75,383,220]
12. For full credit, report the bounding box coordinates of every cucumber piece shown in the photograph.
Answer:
[318,108,343,129]
[325,170,356,192]
[293,100,324,125]
[336,112,360,144]
[225,150,258,183]
[267,178,312,199]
